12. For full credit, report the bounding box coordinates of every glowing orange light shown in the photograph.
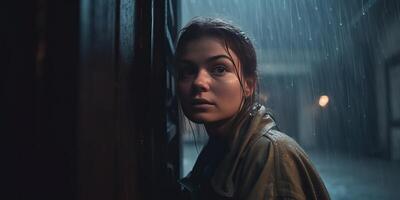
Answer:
[319,95,329,107]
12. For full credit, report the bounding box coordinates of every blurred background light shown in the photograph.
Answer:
[319,95,330,107]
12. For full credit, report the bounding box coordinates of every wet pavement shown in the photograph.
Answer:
[308,150,400,200]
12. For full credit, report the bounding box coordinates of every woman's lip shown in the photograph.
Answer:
[191,103,214,109]
[191,99,214,105]
[192,102,214,105]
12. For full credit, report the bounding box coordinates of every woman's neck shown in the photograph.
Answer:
[204,107,250,141]
[204,117,234,139]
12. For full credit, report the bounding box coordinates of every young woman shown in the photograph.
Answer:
[175,17,330,200]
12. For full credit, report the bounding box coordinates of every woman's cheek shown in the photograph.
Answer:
[214,78,243,109]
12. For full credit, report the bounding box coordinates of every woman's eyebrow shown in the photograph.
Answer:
[205,55,233,63]
[178,55,234,65]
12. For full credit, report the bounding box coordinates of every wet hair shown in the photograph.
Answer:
[175,17,258,117]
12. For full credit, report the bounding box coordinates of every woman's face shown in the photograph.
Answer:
[177,37,252,124]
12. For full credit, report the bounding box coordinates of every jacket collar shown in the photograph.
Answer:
[180,104,276,197]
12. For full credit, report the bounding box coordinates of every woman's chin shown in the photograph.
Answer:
[186,113,216,124]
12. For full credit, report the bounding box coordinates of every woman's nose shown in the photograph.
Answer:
[192,68,211,92]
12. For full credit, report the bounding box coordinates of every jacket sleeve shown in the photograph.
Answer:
[235,132,330,200]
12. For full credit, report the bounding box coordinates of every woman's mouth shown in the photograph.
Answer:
[192,98,213,104]
[191,98,214,109]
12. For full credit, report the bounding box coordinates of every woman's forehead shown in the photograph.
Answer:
[180,37,239,63]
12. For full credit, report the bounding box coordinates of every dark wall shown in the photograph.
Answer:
[78,0,180,198]
[3,0,179,199]
[2,1,79,199]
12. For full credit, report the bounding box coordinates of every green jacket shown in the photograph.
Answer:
[180,105,330,200]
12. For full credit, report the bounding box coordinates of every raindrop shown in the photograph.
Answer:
[362,0,366,16]
[315,6,318,11]
[339,22,343,26]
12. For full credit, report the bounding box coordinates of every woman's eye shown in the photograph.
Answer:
[212,65,227,75]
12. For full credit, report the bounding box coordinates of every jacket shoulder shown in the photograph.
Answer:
[262,129,330,200]
[261,129,315,176]
[235,130,312,199]
[239,128,303,167]
[242,129,302,158]
[263,129,306,155]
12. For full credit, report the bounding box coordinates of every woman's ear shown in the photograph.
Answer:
[244,77,256,97]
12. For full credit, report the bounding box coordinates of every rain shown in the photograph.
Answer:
[180,0,400,199]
